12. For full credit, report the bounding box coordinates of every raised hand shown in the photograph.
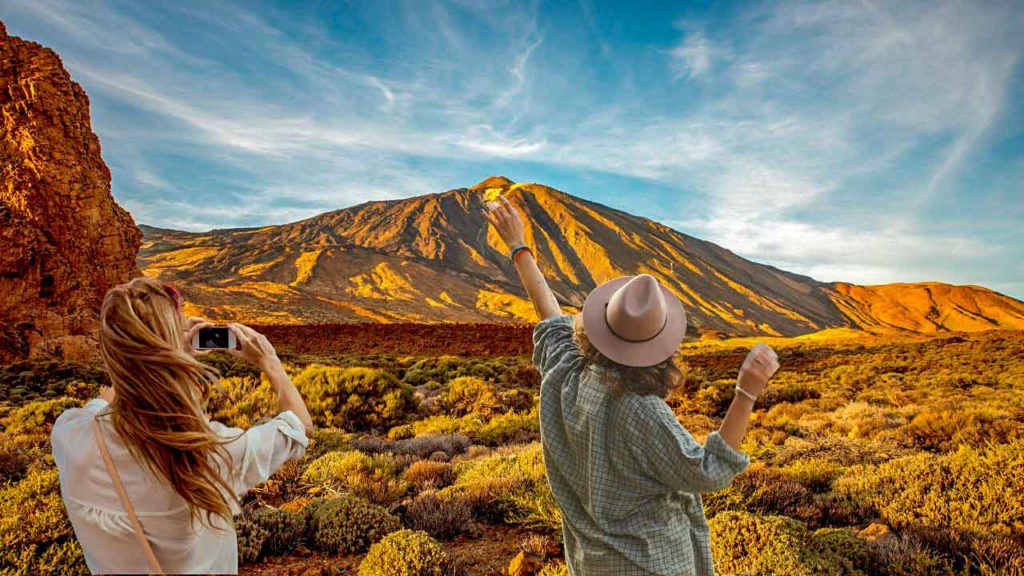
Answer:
[227,323,282,372]
[482,195,527,250]
[736,343,780,398]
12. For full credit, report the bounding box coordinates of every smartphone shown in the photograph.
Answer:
[191,326,237,350]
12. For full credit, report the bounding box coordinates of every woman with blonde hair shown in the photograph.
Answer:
[51,277,314,574]
[483,196,780,576]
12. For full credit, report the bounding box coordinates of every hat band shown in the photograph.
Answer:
[604,303,669,343]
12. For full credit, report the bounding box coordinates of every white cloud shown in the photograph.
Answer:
[669,27,714,79]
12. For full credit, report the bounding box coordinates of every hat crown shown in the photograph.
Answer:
[605,275,668,342]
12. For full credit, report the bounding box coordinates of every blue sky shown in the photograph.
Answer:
[3,0,1022,298]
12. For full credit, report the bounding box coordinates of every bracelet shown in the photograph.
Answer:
[734,385,758,403]
[509,245,532,261]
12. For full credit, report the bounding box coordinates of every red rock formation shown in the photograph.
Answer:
[0,21,141,362]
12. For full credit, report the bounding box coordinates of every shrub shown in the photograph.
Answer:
[307,427,351,458]
[442,376,501,416]
[249,508,305,557]
[403,490,473,540]
[537,562,570,576]
[358,529,449,576]
[0,464,86,575]
[866,532,952,576]
[403,460,455,489]
[1,398,80,436]
[206,375,277,429]
[476,409,539,446]
[812,528,871,573]
[353,433,471,460]
[412,414,483,438]
[387,424,414,440]
[235,517,269,564]
[308,496,402,554]
[302,451,409,505]
[443,443,550,524]
[0,434,42,484]
[834,440,1024,540]
[709,511,854,576]
[293,365,417,431]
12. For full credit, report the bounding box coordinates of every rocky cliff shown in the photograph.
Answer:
[0,21,141,361]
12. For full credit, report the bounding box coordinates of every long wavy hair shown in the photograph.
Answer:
[98,277,238,529]
[572,314,687,398]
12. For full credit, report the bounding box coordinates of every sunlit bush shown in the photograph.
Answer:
[442,376,501,416]
[302,450,409,505]
[708,511,854,575]
[358,529,450,576]
[476,409,539,446]
[835,440,1024,540]
[1,397,80,437]
[293,365,417,431]
[0,463,86,575]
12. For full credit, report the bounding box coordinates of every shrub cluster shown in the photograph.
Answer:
[307,496,402,554]
[358,529,450,576]
[293,365,417,431]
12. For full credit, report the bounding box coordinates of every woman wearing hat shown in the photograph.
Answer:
[483,196,780,576]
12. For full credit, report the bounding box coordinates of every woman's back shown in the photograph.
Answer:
[52,398,308,574]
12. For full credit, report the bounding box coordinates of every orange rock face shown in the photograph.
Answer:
[0,21,141,362]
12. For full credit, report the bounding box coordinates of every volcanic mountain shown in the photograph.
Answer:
[138,176,1024,336]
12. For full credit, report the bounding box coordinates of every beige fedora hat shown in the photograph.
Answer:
[581,274,687,367]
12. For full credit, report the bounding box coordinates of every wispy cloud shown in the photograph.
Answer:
[0,0,1020,296]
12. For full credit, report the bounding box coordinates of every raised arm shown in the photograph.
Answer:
[719,343,779,450]
[482,195,561,320]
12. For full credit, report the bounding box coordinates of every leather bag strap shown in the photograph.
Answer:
[92,417,164,574]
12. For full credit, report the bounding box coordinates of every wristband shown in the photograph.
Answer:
[509,245,532,261]
[734,385,757,403]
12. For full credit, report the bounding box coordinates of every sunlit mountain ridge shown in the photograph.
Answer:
[138,177,1024,336]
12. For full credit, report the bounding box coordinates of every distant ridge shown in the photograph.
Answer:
[138,177,1024,336]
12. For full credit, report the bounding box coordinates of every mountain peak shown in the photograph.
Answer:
[470,175,515,192]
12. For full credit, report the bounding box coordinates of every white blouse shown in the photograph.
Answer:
[51,398,309,575]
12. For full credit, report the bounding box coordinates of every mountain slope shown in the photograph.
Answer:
[138,177,1024,336]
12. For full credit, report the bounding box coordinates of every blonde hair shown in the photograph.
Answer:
[99,277,238,529]
[572,314,686,398]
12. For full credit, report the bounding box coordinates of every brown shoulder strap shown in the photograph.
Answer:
[92,417,164,574]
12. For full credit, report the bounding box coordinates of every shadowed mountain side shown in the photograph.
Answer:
[139,177,1024,336]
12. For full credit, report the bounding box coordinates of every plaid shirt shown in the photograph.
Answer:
[533,316,749,576]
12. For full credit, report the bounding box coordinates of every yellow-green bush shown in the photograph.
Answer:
[307,427,351,458]
[358,529,449,576]
[442,376,501,416]
[708,511,855,575]
[206,375,277,429]
[835,440,1024,540]
[0,464,85,575]
[443,443,552,525]
[476,409,539,446]
[411,414,483,437]
[1,398,80,437]
[537,562,569,576]
[387,424,414,440]
[308,496,401,554]
[302,450,409,505]
[293,365,416,431]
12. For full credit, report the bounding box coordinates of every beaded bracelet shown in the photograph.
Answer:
[510,245,532,261]
[734,385,758,403]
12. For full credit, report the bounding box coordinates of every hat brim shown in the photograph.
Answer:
[581,276,688,368]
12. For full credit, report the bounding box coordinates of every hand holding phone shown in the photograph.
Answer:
[189,326,237,350]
